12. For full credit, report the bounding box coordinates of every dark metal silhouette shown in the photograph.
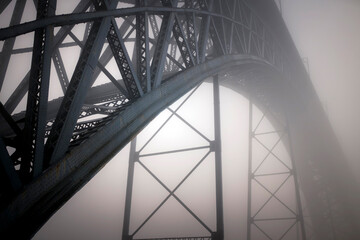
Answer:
[0,0,359,239]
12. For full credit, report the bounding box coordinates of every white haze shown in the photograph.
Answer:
[0,0,355,239]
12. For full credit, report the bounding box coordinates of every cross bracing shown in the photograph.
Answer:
[0,0,359,239]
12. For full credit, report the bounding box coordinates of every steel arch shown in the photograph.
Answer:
[0,0,359,239]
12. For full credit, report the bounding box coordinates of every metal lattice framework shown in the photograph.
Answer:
[0,0,359,239]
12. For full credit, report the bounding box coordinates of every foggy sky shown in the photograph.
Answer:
[0,0,357,239]
[280,0,360,182]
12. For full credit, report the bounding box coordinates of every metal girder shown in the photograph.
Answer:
[0,0,11,15]
[172,14,196,68]
[3,0,92,114]
[22,0,57,179]
[0,6,236,40]
[212,1,228,54]
[90,15,135,83]
[213,75,224,240]
[246,91,253,240]
[92,0,143,99]
[224,0,237,53]
[246,95,307,240]
[67,31,129,97]
[0,1,359,239]
[185,0,199,64]
[107,17,144,98]
[0,55,265,239]
[166,40,177,71]
[44,17,113,166]
[149,14,159,38]
[122,139,136,240]
[136,0,151,93]
[162,0,196,68]
[150,0,178,87]
[52,49,69,94]
[121,82,221,239]
[209,17,226,56]
[0,102,21,137]
[198,0,212,63]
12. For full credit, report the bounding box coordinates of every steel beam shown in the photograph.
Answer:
[44,17,113,166]
[0,53,354,239]
[68,31,129,98]
[212,75,224,240]
[136,0,151,93]
[0,1,359,239]
[0,102,21,137]
[198,0,212,63]
[22,0,57,178]
[52,49,69,94]
[91,15,135,84]
[107,17,144,98]
[122,139,136,240]
[151,1,178,87]
[3,0,92,114]
[285,116,307,240]
[0,0,11,15]
[185,0,199,64]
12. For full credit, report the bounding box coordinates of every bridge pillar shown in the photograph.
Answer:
[246,85,307,240]
[121,76,224,239]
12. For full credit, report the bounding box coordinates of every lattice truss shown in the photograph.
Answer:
[247,99,308,240]
[123,83,217,240]
[121,79,312,240]
[0,0,285,194]
[0,1,355,240]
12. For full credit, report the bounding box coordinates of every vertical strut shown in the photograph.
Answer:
[198,0,213,63]
[122,139,137,240]
[52,48,69,94]
[286,116,307,240]
[3,0,91,114]
[213,75,224,240]
[151,0,178,88]
[246,88,307,240]
[22,0,57,178]
[45,17,112,166]
[136,0,151,93]
[0,0,11,15]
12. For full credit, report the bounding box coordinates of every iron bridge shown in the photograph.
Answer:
[0,0,359,239]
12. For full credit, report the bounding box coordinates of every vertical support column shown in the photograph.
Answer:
[247,92,253,240]
[122,139,137,240]
[246,90,307,240]
[136,0,151,93]
[22,0,57,179]
[213,75,224,240]
[286,117,307,240]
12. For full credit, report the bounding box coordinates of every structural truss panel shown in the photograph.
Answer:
[0,0,359,239]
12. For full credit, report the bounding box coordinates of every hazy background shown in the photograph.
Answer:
[278,0,360,182]
[0,0,357,239]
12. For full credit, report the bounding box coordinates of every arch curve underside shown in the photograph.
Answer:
[0,0,359,239]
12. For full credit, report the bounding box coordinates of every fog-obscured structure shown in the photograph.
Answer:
[0,0,359,239]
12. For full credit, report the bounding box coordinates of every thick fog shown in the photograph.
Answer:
[0,0,358,239]
[33,0,360,239]
[279,0,360,182]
